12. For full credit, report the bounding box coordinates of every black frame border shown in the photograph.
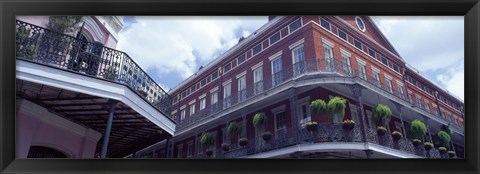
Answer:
[1,0,479,173]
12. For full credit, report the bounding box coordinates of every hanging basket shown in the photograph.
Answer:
[221,143,230,151]
[391,131,403,141]
[261,131,272,141]
[342,119,355,130]
[412,139,422,147]
[205,148,214,156]
[238,138,248,147]
[306,122,318,131]
[447,151,456,158]
[376,126,387,136]
[438,147,447,154]
[424,142,434,151]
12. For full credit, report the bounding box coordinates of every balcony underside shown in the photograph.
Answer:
[16,60,176,157]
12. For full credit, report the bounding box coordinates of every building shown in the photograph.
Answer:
[15,16,175,158]
[133,16,465,158]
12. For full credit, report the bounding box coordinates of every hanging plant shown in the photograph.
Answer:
[408,120,427,141]
[440,125,452,135]
[261,132,273,141]
[372,104,392,127]
[306,121,318,131]
[438,147,447,154]
[412,139,422,147]
[310,99,326,115]
[424,142,434,151]
[253,112,267,130]
[200,132,214,147]
[376,126,387,136]
[238,138,248,147]
[342,119,355,130]
[326,96,347,120]
[221,143,230,151]
[437,130,451,148]
[392,131,403,141]
[447,151,456,158]
[227,122,242,139]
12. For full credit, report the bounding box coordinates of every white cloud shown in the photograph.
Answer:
[117,16,267,79]
[436,60,464,100]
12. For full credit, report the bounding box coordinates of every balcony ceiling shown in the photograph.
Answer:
[16,79,171,158]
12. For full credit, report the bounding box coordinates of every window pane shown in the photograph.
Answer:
[338,30,347,41]
[289,18,302,32]
[270,32,280,44]
[253,44,262,55]
[320,18,331,30]
[354,40,362,50]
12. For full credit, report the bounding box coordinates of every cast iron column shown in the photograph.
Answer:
[393,102,408,140]
[100,99,118,158]
[352,84,368,143]
[364,149,374,158]
[165,138,170,158]
[289,88,298,143]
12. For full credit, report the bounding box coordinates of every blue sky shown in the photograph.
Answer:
[117,16,464,100]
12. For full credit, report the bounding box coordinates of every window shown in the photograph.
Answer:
[274,111,286,131]
[324,45,334,71]
[358,64,367,80]
[271,57,283,86]
[223,63,232,73]
[292,45,305,75]
[237,54,246,64]
[289,18,302,32]
[211,71,219,80]
[173,96,178,104]
[338,29,347,41]
[398,85,405,99]
[238,75,246,102]
[416,96,422,108]
[354,40,362,50]
[366,110,375,129]
[199,97,206,110]
[211,90,219,110]
[180,109,186,121]
[297,102,311,127]
[440,108,445,118]
[270,32,280,44]
[368,48,376,58]
[355,16,366,32]
[407,92,413,103]
[373,71,381,87]
[342,56,351,75]
[200,79,207,87]
[187,143,194,157]
[432,105,438,116]
[177,146,183,158]
[424,100,430,112]
[223,82,231,108]
[181,91,187,99]
[253,66,263,95]
[381,56,388,66]
[386,79,393,93]
[320,18,331,30]
[393,64,400,73]
[252,44,262,55]
[190,85,196,93]
[189,103,195,116]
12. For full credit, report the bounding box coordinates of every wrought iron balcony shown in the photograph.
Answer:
[198,124,451,158]
[15,20,173,120]
[175,56,462,131]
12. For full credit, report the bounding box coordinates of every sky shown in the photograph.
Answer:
[116,16,464,101]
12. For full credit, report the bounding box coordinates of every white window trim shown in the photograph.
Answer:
[355,16,366,32]
[222,79,232,86]
[273,110,286,132]
[319,17,332,31]
[340,48,352,57]
[322,38,335,48]
[252,43,263,56]
[271,104,286,113]
[180,105,186,110]
[189,100,196,105]
[288,38,305,50]
[268,32,281,45]
[268,51,283,61]
[291,44,304,64]
[288,17,303,33]
[356,57,367,66]
[384,74,393,80]
[236,71,247,79]
[251,61,264,70]
[395,80,404,86]
[210,86,219,93]
[171,110,178,115]
[198,93,206,99]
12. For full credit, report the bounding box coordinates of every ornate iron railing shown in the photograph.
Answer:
[15,20,174,120]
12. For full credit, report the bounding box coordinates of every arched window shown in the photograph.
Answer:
[27,146,68,158]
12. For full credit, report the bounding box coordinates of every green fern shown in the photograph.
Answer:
[310,99,326,115]
[372,104,392,127]
[326,97,346,120]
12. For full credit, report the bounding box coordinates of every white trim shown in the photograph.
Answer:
[198,93,206,99]
[268,51,283,61]
[395,80,404,86]
[371,66,380,73]
[251,61,264,70]
[16,60,175,135]
[271,105,286,113]
[356,57,367,66]
[171,110,178,114]
[288,17,303,33]
[297,96,311,104]
[180,105,186,110]
[210,86,219,93]
[288,38,305,50]
[251,43,263,57]
[222,79,232,86]
[235,71,247,79]
[355,16,366,32]
[384,74,392,80]
[322,38,335,48]
[340,48,352,57]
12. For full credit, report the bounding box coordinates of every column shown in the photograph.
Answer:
[364,149,374,158]
[194,132,199,157]
[289,88,298,143]
[165,138,170,158]
[242,110,247,138]
[393,102,408,140]
[423,117,434,143]
[100,99,118,158]
[352,84,368,142]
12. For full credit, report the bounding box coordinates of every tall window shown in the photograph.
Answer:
[211,90,219,111]
[372,70,381,87]
[223,83,231,108]
[199,97,206,110]
[324,45,334,71]
[187,143,193,158]
[407,92,413,103]
[238,75,246,102]
[416,96,422,108]
[180,109,186,121]
[386,79,393,93]
[297,102,311,127]
[275,111,286,132]
[424,100,430,112]
[397,84,405,99]
[189,103,195,116]
[342,55,351,75]
[358,64,367,80]
[292,45,305,75]
[272,57,283,86]
[253,66,263,95]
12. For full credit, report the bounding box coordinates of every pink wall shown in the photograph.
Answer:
[16,100,101,158]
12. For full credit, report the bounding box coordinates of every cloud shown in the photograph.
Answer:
[436,60,464,100]
[116,16,267,84]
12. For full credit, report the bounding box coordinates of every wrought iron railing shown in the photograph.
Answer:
[15,20,173,120]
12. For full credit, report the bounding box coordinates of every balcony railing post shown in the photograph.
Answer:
[423,117,434,144]
[351,84,368,143]
[393,102,409,141]
[289,88,299,144]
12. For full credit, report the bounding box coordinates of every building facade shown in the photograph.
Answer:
[134,16,465,158]
[15,16,175,158]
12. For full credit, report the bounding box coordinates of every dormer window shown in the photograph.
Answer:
[355,16,366,32]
